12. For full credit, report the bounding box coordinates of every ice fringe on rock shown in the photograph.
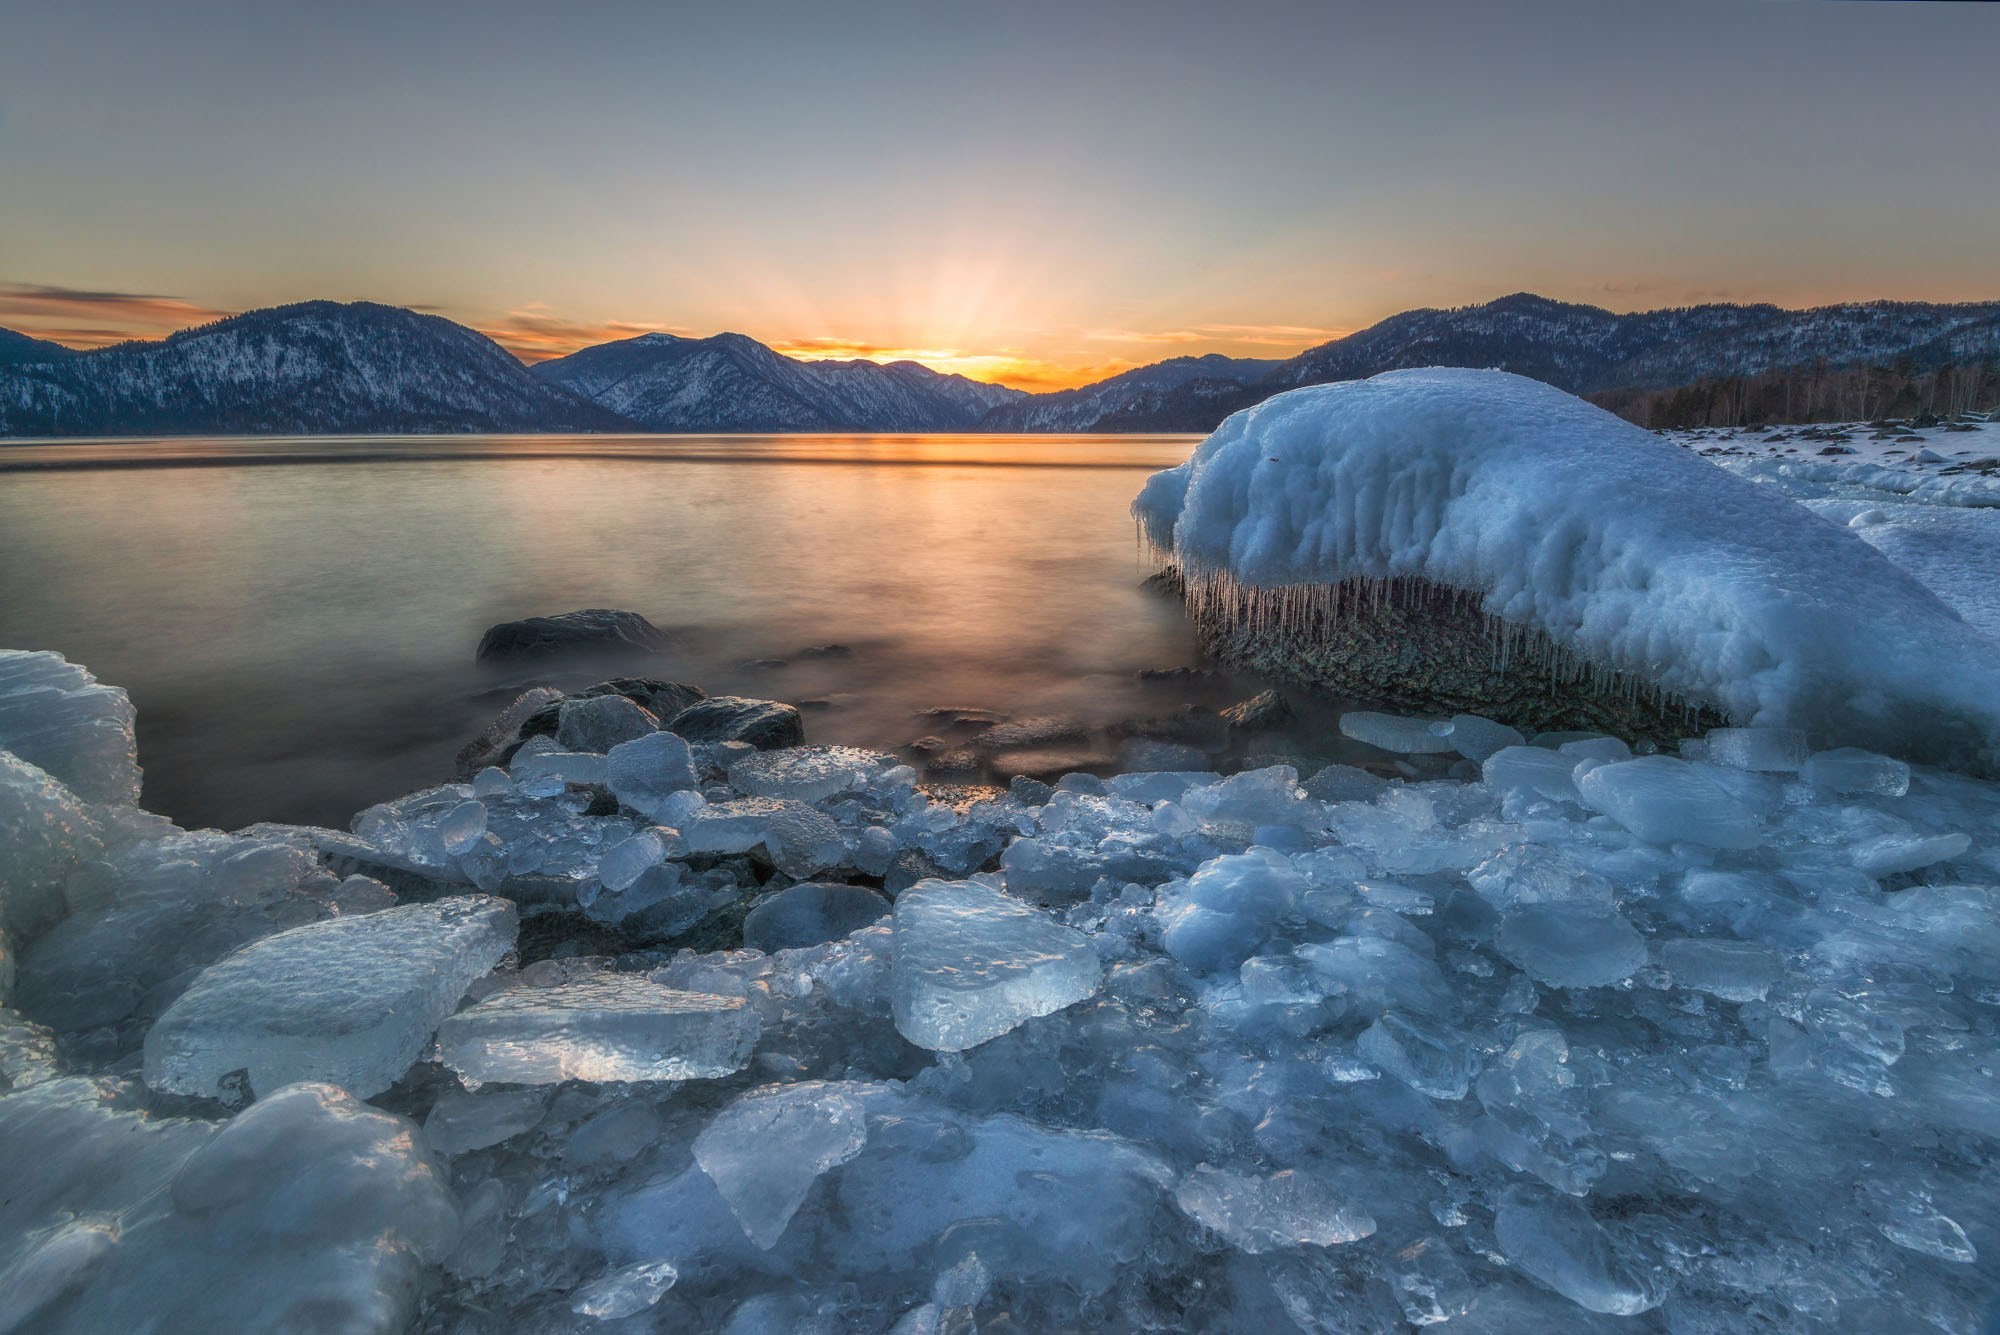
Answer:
[1133,368,2000,769]
[143,896,518,1099]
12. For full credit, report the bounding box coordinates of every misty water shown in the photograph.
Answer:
[0,433,1339,829]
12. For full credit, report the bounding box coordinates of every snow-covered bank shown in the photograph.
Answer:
[3,646,1998,1331]
[1134,370,2000,770]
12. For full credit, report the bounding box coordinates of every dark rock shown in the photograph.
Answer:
[667,696,806,750]
[796,644,855,660]
[924,750,984,780]
[579,678,706,719]
[914,706,1005,728]
[971,717,1089,750]
[1136,665,1213,683]
[1116,738,1213,771]
[884,848,949,897]
[476,609,670,663]
[1008,776,1054,805]
[1303,763,1391,803]
[742,883,891,953]
[1221,689,1292,729]
[556,695,660,752]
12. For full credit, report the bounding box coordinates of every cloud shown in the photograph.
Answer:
[479,304,695,362]
[1082,322,1349,349]
[0,281,234,347]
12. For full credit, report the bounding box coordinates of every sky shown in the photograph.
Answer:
[1,0,1997,390]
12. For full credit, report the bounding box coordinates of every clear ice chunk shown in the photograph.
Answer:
[1493,1184,1661,1315]
[1799,747,1910,796]
[1496,905,1647,988]
[728,745,898,803]
[694,1081,873,1247]
[606,730,701,819]
[890,879,1101,1051]
[1357,1011,1476,1099]
[1339,711,1457,754]
[1439,713,1524,762]
[743,883,890,954]
[1577,756,1762,848]
[1660,938,1782,1002]
[1172,1165,1375,1253]
[142,896,517,1099]
[437,975,760,1086]
[557,694,659,753]
[1705,726,1809,772]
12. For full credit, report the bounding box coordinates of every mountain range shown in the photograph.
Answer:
[2,292,1996,437]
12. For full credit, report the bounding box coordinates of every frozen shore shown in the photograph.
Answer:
[3,374,1998,1331]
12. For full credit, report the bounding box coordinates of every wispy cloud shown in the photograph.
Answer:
[479,304,695,362]
[1082,322,1349,349]
[0,281,234,347]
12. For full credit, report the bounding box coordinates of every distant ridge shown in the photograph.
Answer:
[0,326,78,368]
[977,293,2000,432]
[530,331,1024,432]
[2,293,1996,437]
[0,302,626,436]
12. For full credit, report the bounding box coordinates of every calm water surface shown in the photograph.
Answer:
[0,432,1305,829]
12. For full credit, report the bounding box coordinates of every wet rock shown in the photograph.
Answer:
[972,717,1089,751]
[666,697,806,750]
[577,678,706,720]
[475,609,670,663]
[1221,689,1291,729]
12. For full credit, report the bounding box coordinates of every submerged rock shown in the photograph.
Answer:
[475,608,671,662]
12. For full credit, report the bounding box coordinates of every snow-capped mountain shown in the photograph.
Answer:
[531,332,1024,432]
[0,302,627,436]
[0,327,76,368]
[983,294,2000,432]
[979,354,1280,432]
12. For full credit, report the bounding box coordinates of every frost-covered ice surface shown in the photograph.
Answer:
[1135,371,2000,768]
[144,896,518,1099]
[8,603,2000,1331]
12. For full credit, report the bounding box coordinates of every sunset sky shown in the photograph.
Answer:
[3,0,1997,389]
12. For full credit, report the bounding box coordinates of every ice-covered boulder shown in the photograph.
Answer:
[0,750,99,942]
[0,650,141,805]
[435,975,759,1086]
[0,1078,455,1332]
[143,896,517,1099]
[890,879,1101,1051]
[1134,369,2000,768]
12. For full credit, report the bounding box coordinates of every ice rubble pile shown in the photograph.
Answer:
[1133,369,2000,768]
[3,646,1999,1330]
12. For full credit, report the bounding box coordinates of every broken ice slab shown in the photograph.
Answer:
[142,896,517,1100]
[727,745,899,803]
[742,883,890,954]
[1481,746,1583,803]
[1660,937,1782,1002]
[435,974,760,1086]
[0,649,142,805]
[1357,1011,1477,1099]
[1577,755,1762,848]
[1439,713,1524,762]
[510,747,608,787]
[1496,905,1647,988]
[693,1080,874,1248]
[0,1079,456,1333]
[1494,1184,1662,1315]
[0,749,100,941]
[1799,746,1910,796]
[1338,711,1457,754]
[1705,726,1808,772]
[570,1260,679,1320]
[1850,829,1971,877]
[890,879,1101,1051]
[605,730,700,819]
[1172,1165,1375,1253]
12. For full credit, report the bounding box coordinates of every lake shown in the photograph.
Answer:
[0,433,1332,829]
